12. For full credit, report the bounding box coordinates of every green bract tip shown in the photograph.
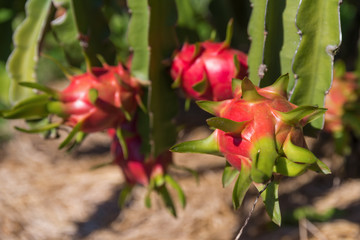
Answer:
[221,18,234,49]
[283,133,318,164]
[267,73,289,98]
[206,117,249,135]
[241,77,264,102]
[250,137,278,183]
[274,157,308,177]
[46,101,66,117]
[170,131,221,156]
[171,71,182,89]
[88,88,99,104]
[276,106,326,126]
[231,78,242,98]
[196,100,225,116]
[192,74,208,94]
[192,42,202,60]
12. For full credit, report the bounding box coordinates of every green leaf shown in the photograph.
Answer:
[291,0,342,131]
[274,157,308,177]
[59,122,82,149]
[50,0,84,67]
[6,0,52,103]
[127,0,150,84]
[222,161,239,188]
[283,134,319,164]
[88,88,98,105]
[157,185,177,217]
[170,131,221,156]
[171,73,182,89]
[206,117,249,135]
[256,180,281,226]
[90,161,113,170]
[251,137,278,183]
[231,78,243,97]
[145,191,152,208]
[116,127,128,159]
[165,174,186,208]
[19,82,59,98]
[265,73,289,98]
[232,164,251,209]
[247,0,268,85]
[2,100,49,120]
[222,18,234,48]
[309,159,331,175]
[12,94,50,110]
[196,100,225,116]
[15,122,61,133]
[279,0,301,91]
[241,77,264,101]
[46,101,67,117]
[276,106,326,125]
[192,75,208,94]
[118,184,133,208]
[70,0,116,67]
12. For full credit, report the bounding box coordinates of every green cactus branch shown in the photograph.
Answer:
[291,0,342,131]
[127,0,150,84]
[247,0,268,85]
[6,0,52,103]
[148,0,178,157]
[50,0,84,68]
[279,0,301,92]
[70,0,116,67]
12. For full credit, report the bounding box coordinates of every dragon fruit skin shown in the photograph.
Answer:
[324,72,358,134]
[57,64,141,133]
[171,75,329,183]
[171,41,248,101]
[110,129,172,186]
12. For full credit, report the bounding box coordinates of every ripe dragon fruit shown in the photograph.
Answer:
[109,128,172,186]
[324,71,358,134]
[171,41,248,101]
[2,63,142,135]
[109,125,185,217]
[171,19,248,102]
[171,75,330,183]
[52,63,142,133]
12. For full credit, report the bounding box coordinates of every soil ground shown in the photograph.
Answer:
[0,121,360,240]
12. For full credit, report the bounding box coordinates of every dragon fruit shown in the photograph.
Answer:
[171,75,330,183]
[171,21,248,102]
[52,63,142,133]
[109,127,172,186]
[171,41,248,101]
[109,125,185,217]
[1,62,142,149]
[324,71,358,134]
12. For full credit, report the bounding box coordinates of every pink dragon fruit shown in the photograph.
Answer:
[109,126,185,217]
[48,63,142,133]
[324,72,358,134]
[171,40,248,101]
[2,63,142,135]
[109,128,172,186]
[171,75,330,183]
